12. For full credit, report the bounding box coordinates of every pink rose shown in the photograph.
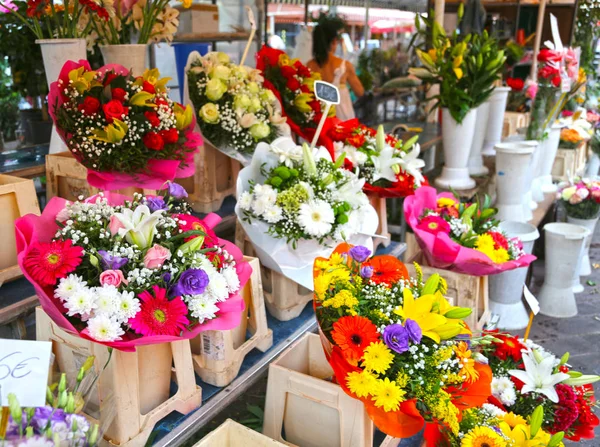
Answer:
[143,244,171,269]
[526,82,538,100]
[109,215,125,236]
[99,269,128,287]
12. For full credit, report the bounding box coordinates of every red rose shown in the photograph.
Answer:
[293,60,303,69]
[103,99,129,123]
[300,85,310,94]
[144,111,161,127]
[155,97,169,107]
[143,132,164,151]
[539,65,559,80]
[159,128,179,144]
[256,45,284,70]
[143,81,156,94]
[551,75,561,88]
[538,48,563,63]
[506,77,524,91]
[78,96,100,115]
[308,100,321,113]
[280,65,297,79]
[286,77,301,91]
[112,88,127,102]
[297,65,311,78]
[103,72,119,86]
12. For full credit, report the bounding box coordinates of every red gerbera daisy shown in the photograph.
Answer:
[364,255,409,286]
[129,286,189,337]
[173,213,218,246]
[493,333,525,362]
[23,239,84,286]
[331,315,380,363]
[488,231,509,250]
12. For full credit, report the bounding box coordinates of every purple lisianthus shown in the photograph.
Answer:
[167,182,188,199]
[146,196,168,212]
[404,319,422,344]
[32,407,66,431]
[97,251,128,270]
[172,268,209,296]
[360,266,373,279]
[161,272,172,284]
[349,246,371,263]
[383,324,409,354]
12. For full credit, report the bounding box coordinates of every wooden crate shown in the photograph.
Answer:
[195,419,286,446]
[36,308,202,447]
[502,112,530,138]
[191,257,273,387]
[0,174,41,286]
[369,195,391,252]
[552,143,587,181]
[263,333,373,447]
[177,142,240,213]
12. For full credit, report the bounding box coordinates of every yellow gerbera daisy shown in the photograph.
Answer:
[371,377,406,412]
[460,426,507,447]
[346,370,378,398]
[502,412,527,428]
[362,341,394,374]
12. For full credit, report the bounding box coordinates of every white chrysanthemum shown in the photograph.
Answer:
[93,285,120,317]
[297,200,335,237]
[207,273,230,301]
[55,274,88,301]
[87,315,124,342]
[252,196,272,216]
[239,191,253,210]
[263,205,283,223]
[255,184,277,204]
[185,294,220,323]
[222,266,240,293]
[64,288,96,317]
[117,291,141,321]
[500,387,517,406]
[481,403,507,418]
[492,376,513,395]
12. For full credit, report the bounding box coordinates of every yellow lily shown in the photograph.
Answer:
[174,103,193,130]
[134,68,170,93]
[130,91,156,107]
[393,290,447,343]
[452,55,464,79]
[68,67,97,95]
[427,49,437,63]
[294,93,314,113]
[92,119,128,143]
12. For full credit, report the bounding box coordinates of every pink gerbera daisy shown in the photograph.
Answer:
[417,215,451,235]
[23,239,84,286]
[129,286,189,336]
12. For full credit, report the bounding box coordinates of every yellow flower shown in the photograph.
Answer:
[174,103,193,130]
[346,370,378,398]
[362,341,394,374]
[314,274,333,299]
[199,103,219,124]
[68,67,97,95]
[180,0,192,7]
[294,92,314,113]
[503,412,527,428]
[453,56,464,79]
[91,119,128,143]
[371,377,406,412]
[453,341,479,383]
[491,248,509,263]
[578,67,586,84]
[393,289,447,343]
[302,72,321,90]
[323,289,357,309]
[130,91,156,107]
[427,48,437,63]
[461,426,507,447]
[475,234,495,251]
[395,372,409,388]
[426,390,460,435]
[328,104,336,117]
[134,68,170,92]
[437,197,457,208]
[278,54,291,67]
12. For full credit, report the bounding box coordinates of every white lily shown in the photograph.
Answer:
[114,205,163,249]
[371,145,404,183]
[509,350,570,403]
[398,143,426,186]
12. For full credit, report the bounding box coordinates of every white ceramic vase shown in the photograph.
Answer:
[538,124,562,193]
[489,221,539,330]
[566,215,598,277]
[524,135,541,213]
[482,86,511,156]
[495,142,536,222]
[37,38,87,154]
[538,223,590,317]
[468,102,490,176]
[435,108,477,190]
[100,44,148,76]
[585,153,600,177]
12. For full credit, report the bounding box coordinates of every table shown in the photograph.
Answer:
[0,144,48,179]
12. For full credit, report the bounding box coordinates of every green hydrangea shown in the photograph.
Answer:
[276,184,309,213]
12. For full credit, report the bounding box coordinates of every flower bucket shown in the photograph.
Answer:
[467,102,490,176]
[495,142,536,222]
[539,124,562,192]
[100,44,147,76]
[482,87,510,156]
[566,215,598,277]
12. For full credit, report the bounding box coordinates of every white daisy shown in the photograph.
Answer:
[64,288,96,317]
[117,291,141,321]
[252,196,272,216]
[222,266,241,293]
[55,274,87,301]
[86,315,124,342]
[297,200,335,237]
[500,387,517,406]
[185,294,220,323]
[238,191,253,210]
[207,273,230,301]
[255,184,277,204]
[263,205,283,223]
[93,285,120,317]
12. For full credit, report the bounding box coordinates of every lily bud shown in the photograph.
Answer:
[559,352,569,365]
[25,426,34,438]
[563,374,600,387]
[334,152,346,169]
[58,373,67,393]
[302,143,317,176]
[178,235,205,254]
[529,405,544,437]
[66,392,76,413]
[88,424,99,445]
[58,390,68,409]
[548,432,565,447]
[8,394,22,424]
[422,274,440,295]
[444,307,473,320]
[401,135,419,151]
[376,125,386,152]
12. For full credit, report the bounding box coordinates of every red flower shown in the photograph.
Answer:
[364,255,409,286]
[103,99,129,123]
[347,133,366,148]
[143,132,165,151]
[488,231,509,250]
[551,384,580,432]
[103,72,119,86]
[286,77,301,91]
[329,119,361,142]
[144,111,161,127]
[300,85,310,94]
[538,48,563,63]
[142,81,156,94]
[280,65,297,79]
[23,239,84,287]
[256,45,284,69]
[129,286,190,336]
[26,0,48,18]
[112,88,127,102]
[539,65,559,80]
[551,75,561,88]
[78,97,100,116]
[308,100,321,113]
[159,128,179,144]
[331,315,380,363]
[297,65,311,78]
[417,215,451,235]
[492,333,525,362]
[173,213,218,246]
[507,77,525,91]
[155,97,169,107]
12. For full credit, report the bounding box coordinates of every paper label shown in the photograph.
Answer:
[202,332,226,361]
[523,285,540,315]
[245,6,256,30]
[0,340,52,407]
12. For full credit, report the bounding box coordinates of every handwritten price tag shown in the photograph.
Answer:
[0,340,52,407]
[523,285,540,315]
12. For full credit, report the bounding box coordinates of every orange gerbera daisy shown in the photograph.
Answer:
[364,255,408,286]
[331,315,380,363]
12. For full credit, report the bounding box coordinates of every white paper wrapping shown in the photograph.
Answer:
[235,138,379,290]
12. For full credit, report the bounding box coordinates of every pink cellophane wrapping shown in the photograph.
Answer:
[404,186,536,276]
[47,60,202,191]
[15,193,251,351]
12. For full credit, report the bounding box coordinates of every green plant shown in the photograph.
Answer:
[464,30,505,107]
[574,0,600,76]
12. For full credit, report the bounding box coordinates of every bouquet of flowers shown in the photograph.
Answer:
[48,60,202,190]
[15,183,251,350]
[235,137,377,289]
[557,177,600,219]
[506,77,531,113]
[256,45,334,145]
[313,243,492,438]
[480,332,599,442]
[559,128,585,148]
[329,120,426,197]
[404,186,536,275]
[185,51,289,165]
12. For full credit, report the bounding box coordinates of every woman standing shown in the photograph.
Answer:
[307,15,365,121]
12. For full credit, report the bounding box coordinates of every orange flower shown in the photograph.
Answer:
[453,341,479,383]
[364,255,409,286]
[561,128,583,144]
[331,315,380,363]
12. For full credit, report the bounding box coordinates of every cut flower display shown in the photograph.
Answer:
[15,185,251,350]
[557,177,600,219]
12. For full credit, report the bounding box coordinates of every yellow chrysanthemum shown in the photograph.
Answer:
[371,378,406,412]
[346,370,378,398]
[278,54,292,67]
[362,341,394,374]
[475,234,495,251]
[454,341,479,383]
[460,426,507,447]
[314,274,332,299]
[502,412,527,428]
[491,248,510,263]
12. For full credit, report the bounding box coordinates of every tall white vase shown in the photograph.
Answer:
[538,223,590,318]
[468,102,490,176]
[495,142,536,222]
[100,44,148,76]
[37,39,87,154]
[435,108,477,190]
[538,124,562,193]
[489,221,539,329]
[585,153,600,177]
[482,87,511,156]
[566,215,598,277]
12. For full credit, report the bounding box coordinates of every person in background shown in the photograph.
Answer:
[307,14,364,121]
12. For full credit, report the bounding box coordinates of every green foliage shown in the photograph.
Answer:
[574,0,600,75]
[464,30,505,107]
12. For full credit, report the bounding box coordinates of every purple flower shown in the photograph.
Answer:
[172,269,209,296]
[31,407,66,432]
[349,246,371,263]
[404,319,422,344]
[146,196,168,212]
[97,250,128,270]
[167,182,188,199]
[161,272,172,284]
[360,266,373,279]
[383,324,409,354]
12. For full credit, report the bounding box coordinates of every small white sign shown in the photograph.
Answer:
[0,340,52,407]
[523,285,540,315]
[314,81,340,105]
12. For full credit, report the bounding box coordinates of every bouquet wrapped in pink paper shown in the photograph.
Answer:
[404,186,536,276]
[15,183,251,351]
[48,60,202,190]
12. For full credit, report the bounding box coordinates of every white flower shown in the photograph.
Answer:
[500,387,517,406]
[268,137,303,168]
[239,191,253,210]
[185,294,220,323]
[371,146,404,183]
[93,285,120,317]
[17,437,55,447]
[87,315,124,342]
[492,376,513,395]
[481,403,506,418]
[509,350,570,403]
[222,266,241,293]
[239,113,258,128]
[398,143,426,186]
[207,273,230,302]
[114,204,163,249]
[55,274,87,301]
[56,205,72,223]
[252,196,272,216]
[117,291,141,321]
[64,288,96,317]
[263,205,283,223]
[298,200,335,237]
[254,184,277,204]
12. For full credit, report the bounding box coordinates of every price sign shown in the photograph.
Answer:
[314,81,340,105]
[523,285,540,315]
[0,340,52,407]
